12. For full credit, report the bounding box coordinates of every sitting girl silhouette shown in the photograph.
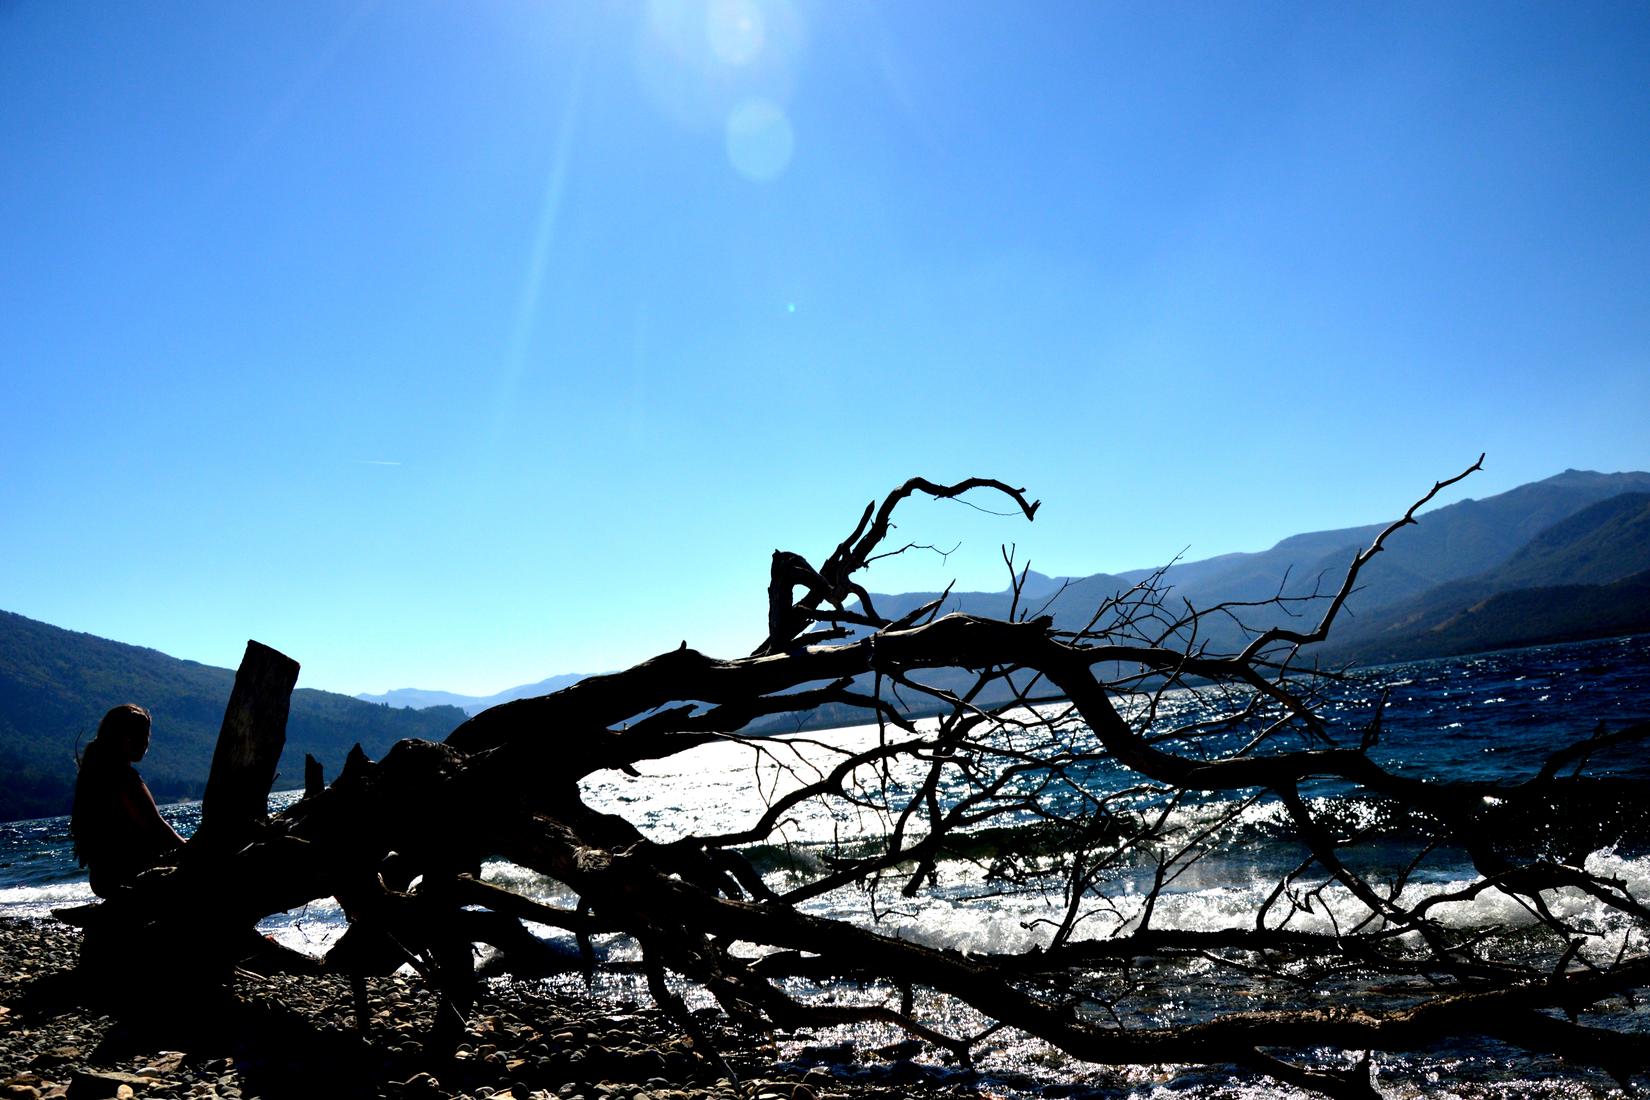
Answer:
[71,703,185,897]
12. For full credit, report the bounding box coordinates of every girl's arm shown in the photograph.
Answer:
[120,780,185,851]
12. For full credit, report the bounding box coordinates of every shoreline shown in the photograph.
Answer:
[0,917,973,1100]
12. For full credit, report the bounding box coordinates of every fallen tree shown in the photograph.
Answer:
[78,461,1650,1098]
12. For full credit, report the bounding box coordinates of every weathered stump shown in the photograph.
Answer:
[195,640,300,853]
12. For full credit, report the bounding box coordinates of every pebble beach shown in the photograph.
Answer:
[0,918,974,1100]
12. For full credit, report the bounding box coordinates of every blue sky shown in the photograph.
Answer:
[3,1,1647,696]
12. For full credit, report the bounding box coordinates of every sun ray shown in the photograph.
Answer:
[491,33,590,451]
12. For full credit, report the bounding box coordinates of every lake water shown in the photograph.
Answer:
[4,633,1648,1097]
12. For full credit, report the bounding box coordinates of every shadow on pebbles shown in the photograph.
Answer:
[0,919,982,1100]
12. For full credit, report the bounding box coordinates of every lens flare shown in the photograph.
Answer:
[706,0,764,66]
[638,0,804,131]
[725,98,794,182]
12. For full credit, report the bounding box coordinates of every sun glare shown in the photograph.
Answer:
[706,0,764,66]
[639,0,801,182]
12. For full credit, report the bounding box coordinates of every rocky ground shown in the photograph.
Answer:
[0,918,1008,1100]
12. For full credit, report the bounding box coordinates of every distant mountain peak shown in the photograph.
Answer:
[1003,570,1072,600]
[356,671,595,716]
[1539,468,1635,486]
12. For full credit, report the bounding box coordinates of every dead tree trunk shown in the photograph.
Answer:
[194,640,300,854]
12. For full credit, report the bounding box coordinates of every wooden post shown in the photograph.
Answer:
[196,640,300,852]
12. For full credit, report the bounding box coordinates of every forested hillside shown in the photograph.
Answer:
[1320,493,1650,661]
[0,611,463,822]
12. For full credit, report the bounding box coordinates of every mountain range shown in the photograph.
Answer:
[713,468,1634,683]
[4,468,1648,822]
[738,470,1650,730]
[355,674,594,716]
[1320,488,1650,662]
[353,468,1650,730]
